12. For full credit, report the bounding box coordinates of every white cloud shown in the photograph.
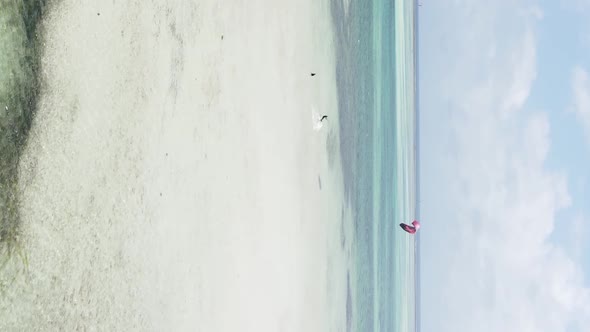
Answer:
[419,1,590,332]
[571,66,590,147]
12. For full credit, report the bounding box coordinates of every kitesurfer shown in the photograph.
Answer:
[399,220,420,234]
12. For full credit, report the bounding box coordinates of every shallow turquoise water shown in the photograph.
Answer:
[331,0,418,331]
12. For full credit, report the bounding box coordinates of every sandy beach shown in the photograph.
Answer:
[0,0,352,330]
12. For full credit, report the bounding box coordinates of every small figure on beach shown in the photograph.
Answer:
[312,106,328,131]
[399,220,420,234]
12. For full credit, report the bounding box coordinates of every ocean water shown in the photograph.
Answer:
[331,0,419,331]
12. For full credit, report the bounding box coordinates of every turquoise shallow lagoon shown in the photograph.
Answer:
[331,0,419,330]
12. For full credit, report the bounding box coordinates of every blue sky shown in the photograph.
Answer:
[418,0,590,331]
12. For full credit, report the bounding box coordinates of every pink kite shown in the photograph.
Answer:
[399,220,421,234]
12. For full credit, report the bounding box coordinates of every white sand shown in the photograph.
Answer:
[0,0,353,331]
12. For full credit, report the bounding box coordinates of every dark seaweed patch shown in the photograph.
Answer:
[0,0,47,255]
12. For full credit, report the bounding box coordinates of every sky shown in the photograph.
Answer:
[418,0,590,331]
